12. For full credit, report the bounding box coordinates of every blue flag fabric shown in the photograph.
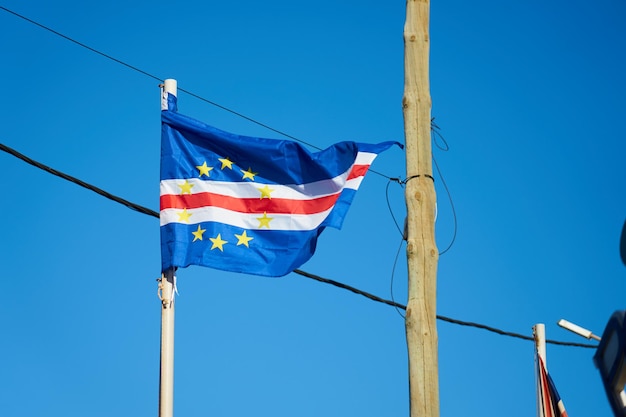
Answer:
[160,93,400,277]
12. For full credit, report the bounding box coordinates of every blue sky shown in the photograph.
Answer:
[1,1,625,416]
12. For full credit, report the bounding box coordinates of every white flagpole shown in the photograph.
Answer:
[533,323,547,417]
[159,269,176,417]
[159,78,177,417]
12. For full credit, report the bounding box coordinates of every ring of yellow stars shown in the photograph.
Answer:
[218,157,234,170]
[192,224,206,242]
[178,180,194,194]
[241,167,257,181]
[235,230,254,247]
[196,161,213,178]
[256,212,273,229]
[209,233,228,251]
[177,208,192,223]
[257,185,274,199]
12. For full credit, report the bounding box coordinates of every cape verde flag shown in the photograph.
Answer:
[160,93,400,276]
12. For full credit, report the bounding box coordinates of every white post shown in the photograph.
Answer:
[534,323,546,365]
[159,78,177,417]
[161,79,178,110]
[159,269,176,417]
[533,323,547,417]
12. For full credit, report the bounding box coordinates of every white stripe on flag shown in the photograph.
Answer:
[160,151,376,199]
[160,205,334,230]
[160,177,346,200]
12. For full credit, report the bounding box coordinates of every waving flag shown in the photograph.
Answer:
[160,93,400,277]
[537,354,569,417]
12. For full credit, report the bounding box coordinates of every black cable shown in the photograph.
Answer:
[430,120,457,255]
[436,315,597,349]
[431,118,449,151]
[293,269,597,349]
[385,179,404,237]
[293,268,407,310]
[0,141,597,349]
[432,154,457,255]
[389,237,406,319]
[0,142,159,218]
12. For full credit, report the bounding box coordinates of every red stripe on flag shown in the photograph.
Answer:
[160,192,340,215]
[347,164,370,181]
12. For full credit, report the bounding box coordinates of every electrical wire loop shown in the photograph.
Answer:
[403,174,435,184]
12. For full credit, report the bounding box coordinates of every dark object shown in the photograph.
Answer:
[619,222,626,265]
[594,310,626,416]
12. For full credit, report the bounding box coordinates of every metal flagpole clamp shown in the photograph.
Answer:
[403,174,435,184]
[157,274,176,309]
[157,276,169,308]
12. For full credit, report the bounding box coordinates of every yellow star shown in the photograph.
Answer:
[196,161,213,178]
[257,212,273,229]
[209,233,228,251]
[218,157,234,170]
[241,167,257,181]
[177,208,192,223]
[258,185,274,199]
[192,224,206,242]
[178,180,194,194]
[235,230,254,247]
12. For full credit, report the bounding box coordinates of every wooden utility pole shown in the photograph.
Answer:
[402,1,439,417]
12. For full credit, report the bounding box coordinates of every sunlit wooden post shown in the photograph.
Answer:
[402,1,440,416]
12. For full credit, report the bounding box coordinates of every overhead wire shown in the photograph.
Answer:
[0,143,159,218]
[0,5,394,179]
[289,270,597,349]
[430,119,457,255]
[0,6,162,84]
[389,236,407,319]
[385,179,405,237]
[0,141,598,349]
